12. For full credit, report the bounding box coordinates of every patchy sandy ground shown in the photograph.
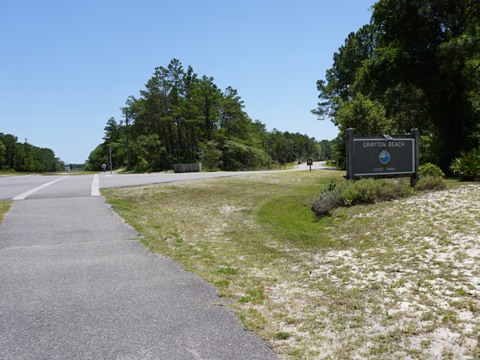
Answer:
[261,185,480,359]
[108,178,480,359]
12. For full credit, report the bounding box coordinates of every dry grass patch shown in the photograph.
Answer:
[104,173,480,359]
[0,201,12,225]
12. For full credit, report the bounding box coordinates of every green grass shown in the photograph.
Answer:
[103,172,480,359]
[0,170,27,176]
[0,201,12,225]
[62,170,98,175]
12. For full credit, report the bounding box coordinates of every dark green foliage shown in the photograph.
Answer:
[450,149,480,181]
[316,139,334,161]
[314,0,480,171]
[311,179,414,217]
[86,144,108,171]
[419,134,437,165]
[222,140,270,171]
[333,94,395,169]
[0,140,6,166]
[131,134,164,172]
[418,163,445,179]
[200,141,223,171]
[0,133,62,172]
[88,59,320,172]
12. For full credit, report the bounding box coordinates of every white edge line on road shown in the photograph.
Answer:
[13,176,69,200]
[91,174,100,196]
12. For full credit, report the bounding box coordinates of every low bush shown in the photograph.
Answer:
[415,163,447,191]
[450,149,480,181]
[311,180,345,217]
[340,178,377,206]
[415,176,448,191]
[322,179,345,193]
[311,190,343,217]
[312,178,413,218]
[418,163,445,179]
[376,180,415,201]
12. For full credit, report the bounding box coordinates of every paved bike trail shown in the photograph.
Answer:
[0,175,276,359]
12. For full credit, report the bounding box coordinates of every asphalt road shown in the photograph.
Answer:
[0,172,278,359]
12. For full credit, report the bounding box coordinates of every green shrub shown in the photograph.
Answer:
[376,180,414,201]
[312,174,450,218]
[311,180,346,217]
[450,149,480,181]
[311,190,343,217]
[418,163,445,179]
[321,179,344,194]
[312,179,414,217]
[340,178,377,206]
[415,176,447,191]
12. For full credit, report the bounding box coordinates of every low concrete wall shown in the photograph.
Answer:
[173,163,202,173]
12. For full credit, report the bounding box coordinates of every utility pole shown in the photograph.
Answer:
[124,108,130,171]
[109,146,113,175]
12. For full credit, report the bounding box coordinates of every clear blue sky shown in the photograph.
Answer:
[1,0,376,164]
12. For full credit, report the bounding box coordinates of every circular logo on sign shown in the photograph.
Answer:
[379,149,391,165]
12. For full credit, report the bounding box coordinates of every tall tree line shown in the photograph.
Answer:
[313,0,480,170]
[0,133,63,172]
[87,59,324,172]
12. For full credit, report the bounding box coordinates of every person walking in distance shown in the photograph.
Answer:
[101,163,106,173]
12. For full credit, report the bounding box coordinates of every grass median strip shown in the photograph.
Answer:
[103,172,480,359]
[0,201,12,225]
